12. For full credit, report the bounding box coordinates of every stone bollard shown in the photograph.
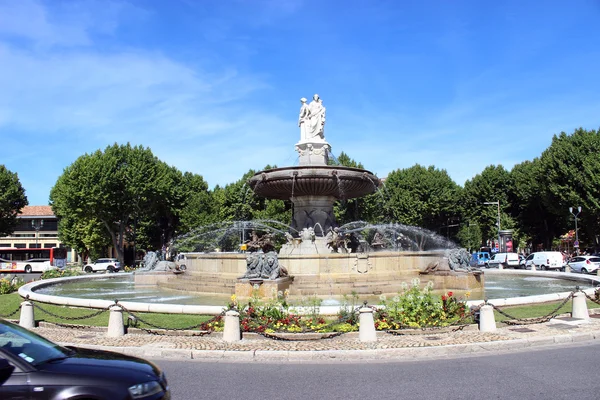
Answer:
[223,310,241,342]
[571,292,589,320]
[19,300,35,329]
[530,263,536,271]
[359,306,377,342]
[478,305,497,332]
[107,305,125,337]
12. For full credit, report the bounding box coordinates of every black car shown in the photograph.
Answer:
[0,319,170,399]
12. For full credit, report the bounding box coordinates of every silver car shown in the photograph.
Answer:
[567,255,600,274]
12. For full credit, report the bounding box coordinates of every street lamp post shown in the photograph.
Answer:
[569,206,582,255]
[31,219,44,247]
[484,201,500,252]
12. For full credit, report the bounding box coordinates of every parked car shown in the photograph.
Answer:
[16,258,56,273]
[487,252,520,269]
[470,251,491,268]
[524,251,564,271]
[518,254,526,268]
[0,318,170,399]
[83,258,121,273]
[566,255,600,274]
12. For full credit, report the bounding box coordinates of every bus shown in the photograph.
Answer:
[0,247,68,272]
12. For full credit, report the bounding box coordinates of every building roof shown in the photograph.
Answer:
[19,205,55,217]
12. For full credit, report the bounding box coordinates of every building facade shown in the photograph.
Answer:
[0,206,76,262]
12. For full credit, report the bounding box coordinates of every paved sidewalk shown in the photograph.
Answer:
[25,313,600,362]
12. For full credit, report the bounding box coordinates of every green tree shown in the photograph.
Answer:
[56,215,109,262]
[50,143,187,264]
[178,172,215,234]
[0,165,28,236]
[382,164,462,235]
[455,220,482,252]
[539,127,600,250]
[460,165,514,247]
[330,151,383,225]
[508,159,555,251]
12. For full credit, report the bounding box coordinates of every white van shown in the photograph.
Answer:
[488,252,520,269]
[524,251,564,271]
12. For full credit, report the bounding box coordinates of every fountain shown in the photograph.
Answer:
[133,94,483,300]
[20,95,600,313]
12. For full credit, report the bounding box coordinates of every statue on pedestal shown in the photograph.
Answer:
[298,94,326,142]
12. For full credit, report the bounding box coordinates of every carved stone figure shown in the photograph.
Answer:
[260,251,282,279]
[306,94,326,140]
[240,252,263,279]
[345,232,360,253]
[300,227,316,242]
[284,232,294,243]
[371,231,386,249]
[298,97,309,141]
[445,248,473,272]
[246,230,261,252]
[326,227,345,253]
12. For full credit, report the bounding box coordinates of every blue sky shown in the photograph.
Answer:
[1,0,599,206]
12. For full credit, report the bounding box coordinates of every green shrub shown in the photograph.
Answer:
[41,267,83,280]
[374,279,471,329]
[0,276,24,295]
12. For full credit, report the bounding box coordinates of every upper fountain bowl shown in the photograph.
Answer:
[248,165,381,200]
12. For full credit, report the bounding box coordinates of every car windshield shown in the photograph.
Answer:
[0,320,71,366]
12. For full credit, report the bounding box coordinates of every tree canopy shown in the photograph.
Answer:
[43,127,600,259]
[50,143,202,264]
[0,165,28,236]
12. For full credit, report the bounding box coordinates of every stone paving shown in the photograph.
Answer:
[22,313,600,361]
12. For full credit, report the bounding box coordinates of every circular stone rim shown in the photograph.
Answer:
[247,165,380,200]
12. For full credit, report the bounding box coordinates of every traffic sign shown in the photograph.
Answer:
[574,240,579,248]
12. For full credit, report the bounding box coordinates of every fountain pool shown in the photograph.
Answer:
[32,271,597,306]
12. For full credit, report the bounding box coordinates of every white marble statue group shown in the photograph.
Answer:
[298,94,326,142]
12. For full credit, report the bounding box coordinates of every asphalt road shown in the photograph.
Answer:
[154,341,600,400]
[2,272,42,283]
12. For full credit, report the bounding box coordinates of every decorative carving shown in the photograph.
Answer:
[240,251,288,280]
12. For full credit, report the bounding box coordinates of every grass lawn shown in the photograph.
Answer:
[495,300,599,323]
[0,292,214,330]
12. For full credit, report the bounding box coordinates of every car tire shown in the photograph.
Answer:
[581,267,588,274]
[107,266,115,273]
[24,265,32,273]
[84,266,93,273]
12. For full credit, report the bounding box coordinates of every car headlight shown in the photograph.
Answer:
[128,381,163,399]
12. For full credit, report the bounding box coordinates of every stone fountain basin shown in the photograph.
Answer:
[248,166,380,200]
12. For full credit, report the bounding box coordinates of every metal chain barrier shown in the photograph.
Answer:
[582,287,600,306]
[118,302,220,335]
[0,305,21,319]
[32,302,110,321]
[490,291,575,326]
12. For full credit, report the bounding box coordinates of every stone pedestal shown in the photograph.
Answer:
[107,305,125,337]
[295,140,331,166]
[572,292,589,320]
[19,301,35,329]
[235,276,294,299]
[290,195,337,236]
[479,305,497,332]
[359,307,377,342]
[223,310,241,342]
